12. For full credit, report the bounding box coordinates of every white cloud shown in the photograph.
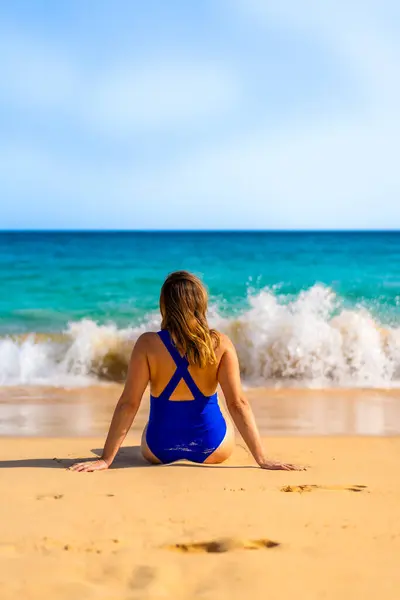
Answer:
[88,63,239,133]
[127,110,399,229]
[0,29,240,136]
[0,2,399,228]
[233,0,400,108]
[0,31,78,110]
[131,0,400,228]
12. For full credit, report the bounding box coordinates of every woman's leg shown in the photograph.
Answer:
[203,416,235,465]
[140,424,162,464]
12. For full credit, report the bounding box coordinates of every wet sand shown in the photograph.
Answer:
[1,387,400,599]
[1,385,400,436]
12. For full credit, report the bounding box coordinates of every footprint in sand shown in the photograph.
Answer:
[281,484,367,493]
[36,494,64,500]
[129,565,156,590]
[165,537,279,553]
[127,563,182,599]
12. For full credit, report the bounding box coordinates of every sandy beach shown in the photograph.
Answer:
[1,388,400,599]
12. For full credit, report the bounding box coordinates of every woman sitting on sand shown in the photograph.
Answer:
[71,271,301,471]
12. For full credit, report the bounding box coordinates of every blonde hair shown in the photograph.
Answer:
[160,271,219,368]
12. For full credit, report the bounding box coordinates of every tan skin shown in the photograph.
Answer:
[70,332,304,472]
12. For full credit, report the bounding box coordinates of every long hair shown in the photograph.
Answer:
[160,271,219,368]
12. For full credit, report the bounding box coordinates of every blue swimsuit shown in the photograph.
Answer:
[146,330,227,464]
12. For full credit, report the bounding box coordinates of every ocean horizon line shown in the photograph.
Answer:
[1,229,399,234]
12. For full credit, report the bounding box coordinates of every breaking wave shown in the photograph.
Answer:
[0,285,399,388]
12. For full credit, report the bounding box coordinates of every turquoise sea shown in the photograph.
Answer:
[0,231,399,387]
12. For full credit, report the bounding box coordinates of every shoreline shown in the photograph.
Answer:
[1,386,400,437]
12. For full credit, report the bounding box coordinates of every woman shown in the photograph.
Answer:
[71,271,302,471]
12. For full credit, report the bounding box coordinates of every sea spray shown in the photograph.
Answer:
[0,285,399,388]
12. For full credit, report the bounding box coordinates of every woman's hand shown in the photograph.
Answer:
[258,459,306,471]
[69,459,109,472]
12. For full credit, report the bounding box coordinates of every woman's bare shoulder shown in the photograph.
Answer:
[214,330,234,351]
[133,332,160,352]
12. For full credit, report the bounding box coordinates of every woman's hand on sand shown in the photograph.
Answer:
[258,459,306,471]
[69,459,109,472]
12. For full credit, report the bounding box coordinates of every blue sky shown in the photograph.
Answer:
[0,0,399,229]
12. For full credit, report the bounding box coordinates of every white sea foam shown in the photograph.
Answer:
[0,285,399,388]
[215,286,400,387]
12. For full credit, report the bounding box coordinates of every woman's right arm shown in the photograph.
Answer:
[217,335,304,470]
[69,333,150,472]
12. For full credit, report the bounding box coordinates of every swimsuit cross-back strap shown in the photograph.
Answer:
[157,330,204,400]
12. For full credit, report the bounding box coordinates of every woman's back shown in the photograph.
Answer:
[144,329,228,463]
[146,330,225,400]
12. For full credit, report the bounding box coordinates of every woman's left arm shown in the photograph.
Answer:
[70,333,151,472]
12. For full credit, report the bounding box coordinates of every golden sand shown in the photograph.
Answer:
[0,388,400,599]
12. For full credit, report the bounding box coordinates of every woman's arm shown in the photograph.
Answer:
[217,336,304,470]
[70,333,151,472]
